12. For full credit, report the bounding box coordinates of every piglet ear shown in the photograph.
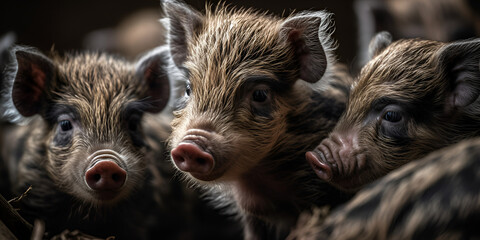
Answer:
[436,39,480,111]
[368,31,392,59]
[162,0,203,67]
[280,11,333,83]
[136,46,171,113]
[12,47,55,117]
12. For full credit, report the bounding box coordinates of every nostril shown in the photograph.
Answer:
[171,151,185,164]
[93,174,101,182]
[112,173,120,182]
[196,158,206,165]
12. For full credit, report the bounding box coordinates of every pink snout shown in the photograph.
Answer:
[307,131,368,191]
[171,143,214,180]
[306,150,333,181]
[85,160,127,191]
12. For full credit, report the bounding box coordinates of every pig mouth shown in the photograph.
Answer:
[92,189,122,201]
[306,150,333,182]
[84,149,129,201]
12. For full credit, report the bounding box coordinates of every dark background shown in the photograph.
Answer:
[0,0,358,66]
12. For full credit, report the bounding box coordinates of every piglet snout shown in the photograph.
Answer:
[307,131,369,191]
[84,149,128,201]
[171,142,214,178]
[306,150,333,181]
[85,160,127,191]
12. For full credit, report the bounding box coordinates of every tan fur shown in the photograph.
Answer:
[166,2,353,238]
[169,4,342,182]
[0,49,179,239]
[40,53,149,204]
[346,39,471,168]
[311,38,480,192]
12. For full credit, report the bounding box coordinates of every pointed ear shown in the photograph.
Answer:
[279,12,332,83]
[162,0,203,67]
[436,39,480,110]
[368,31,392,59]
[136,47,171,113]
[12,47,55,117]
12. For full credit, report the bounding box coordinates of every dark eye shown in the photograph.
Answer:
[248,83,273,118]
[185,83,191,96]
[252,89,268,102]
[59,120,73,131]
[383,111,402,122]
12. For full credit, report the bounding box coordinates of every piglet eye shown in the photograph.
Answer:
[185,83,192,96]
[383,111,402,122]
[252,90,268,102]
[59,120,73,131]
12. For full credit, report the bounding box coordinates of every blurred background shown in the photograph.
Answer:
[1,0,479,71]
[0,0,356,67]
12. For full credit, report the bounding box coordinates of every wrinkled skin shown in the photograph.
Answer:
[307,34,480,192]
[293,137,480,240]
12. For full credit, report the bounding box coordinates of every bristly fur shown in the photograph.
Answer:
[311,37,480,192]
[164,1,354,239]
[0,47,194,239]
[161,1,338,84]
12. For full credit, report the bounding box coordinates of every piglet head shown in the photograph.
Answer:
[8,46,171,204]
[308,33,480,192]
[164,0,335,185]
